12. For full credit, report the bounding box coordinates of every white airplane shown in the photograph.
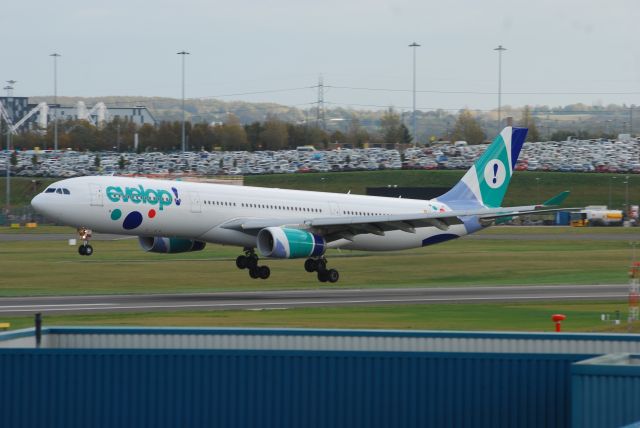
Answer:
[31,125,569,283]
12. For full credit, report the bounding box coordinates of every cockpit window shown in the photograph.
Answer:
[43,187,71,195]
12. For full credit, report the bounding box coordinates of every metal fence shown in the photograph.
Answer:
[3,328,640,427]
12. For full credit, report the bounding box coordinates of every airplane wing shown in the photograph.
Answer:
[220,202,579,243]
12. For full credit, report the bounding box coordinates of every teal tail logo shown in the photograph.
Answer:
[438,127,528,208]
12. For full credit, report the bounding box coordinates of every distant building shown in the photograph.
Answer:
[0,96,30,124]
[101,106,156,126]
[0,96,156,131]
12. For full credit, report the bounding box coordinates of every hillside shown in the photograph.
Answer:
[30,96,305,125]
[27,96,638,142]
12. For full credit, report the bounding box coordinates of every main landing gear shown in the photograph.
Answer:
[236,248,270,280]
[77,227,94,256]
[305,257,339,283]
[234,250,340,283]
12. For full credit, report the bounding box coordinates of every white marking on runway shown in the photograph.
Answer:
[0,303,110,309]
[0,294,626,313]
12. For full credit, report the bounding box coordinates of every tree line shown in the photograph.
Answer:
[3,107,545,152]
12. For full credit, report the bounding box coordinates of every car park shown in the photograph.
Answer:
[4,136,640,177]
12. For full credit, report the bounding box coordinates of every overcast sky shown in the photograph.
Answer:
[2,0,639,112]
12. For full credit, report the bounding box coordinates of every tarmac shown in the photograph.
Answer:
[0,284,628,315]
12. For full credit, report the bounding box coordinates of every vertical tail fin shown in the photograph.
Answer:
[438,126,528,208]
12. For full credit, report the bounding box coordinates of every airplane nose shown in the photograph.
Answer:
[31,193,45,214]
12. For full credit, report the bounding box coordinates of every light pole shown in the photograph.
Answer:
[50,53,61,152]
[494,45,507,132]
[409,42,420,147]
[116,123,121,153]
[4,117,11,216]
[625,175,630,215]
[3,82,15,215]
[177,51,190,152]
[609,176,617,208]
[5,81,16,96]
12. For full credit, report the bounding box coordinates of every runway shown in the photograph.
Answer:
[0,284,628,315]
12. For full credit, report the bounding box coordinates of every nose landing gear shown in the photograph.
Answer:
[77,227,93,256]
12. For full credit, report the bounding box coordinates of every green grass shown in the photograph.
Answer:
[0,225,76,234]
[478,226,640,235]
[2,301,637,333]
[2,227,638,334]
[1,227,639,296]
[1,170,637,211]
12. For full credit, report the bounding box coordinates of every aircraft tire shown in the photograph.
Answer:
[78,245,87,256]
[304,258,316,272]
[317,271,329,283]
[327,269,339,283]
[236,255,247,269]
[258,266,270,280]
[84,245,94,256]
[249,267,259,279]
[246,256,258,270]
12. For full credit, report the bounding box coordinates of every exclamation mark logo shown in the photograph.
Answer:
[171,187,181,206]
[484,160,505,189]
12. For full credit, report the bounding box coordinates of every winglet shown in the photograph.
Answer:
[542,190,570,207]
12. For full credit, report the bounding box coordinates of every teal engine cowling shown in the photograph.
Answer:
[257,227,326,259]
[138,236,206,253]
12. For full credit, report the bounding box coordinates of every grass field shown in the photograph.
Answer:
[1,301,637,334]
[1,170,638,210]
[1,226,639,296]
[2,221,640,333]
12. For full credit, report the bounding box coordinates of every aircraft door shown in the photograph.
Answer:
[330,202,340,216]
[89,184,103,206]
[189,191,202,213]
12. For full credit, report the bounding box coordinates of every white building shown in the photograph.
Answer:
[0,97,156,131]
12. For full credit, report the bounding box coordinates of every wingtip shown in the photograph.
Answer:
[543,190,571,206]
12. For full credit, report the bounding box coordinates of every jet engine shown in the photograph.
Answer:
[257,227,326,259]
[138,236,206,253]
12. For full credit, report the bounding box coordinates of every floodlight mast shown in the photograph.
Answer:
[409,42,420,147]
[50,53,61,152]
[1,99,12,214]
[177,51,190,152]
[493,45,507,133]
